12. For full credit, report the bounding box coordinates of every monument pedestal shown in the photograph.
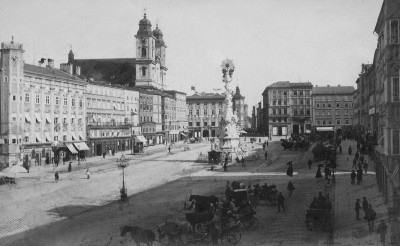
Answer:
[219,137,240,152]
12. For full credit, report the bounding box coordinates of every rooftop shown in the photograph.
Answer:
[24,63,85,83]
[186,92,225,100]
[312,86,355,95]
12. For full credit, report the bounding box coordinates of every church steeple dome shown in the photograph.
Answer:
[137,13,153,37]
[153,24,165,46]
[68,49,74,64]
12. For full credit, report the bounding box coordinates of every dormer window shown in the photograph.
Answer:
[141,47,147,57]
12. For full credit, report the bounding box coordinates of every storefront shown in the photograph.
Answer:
[21,143,53,167]
[86,137,131,157]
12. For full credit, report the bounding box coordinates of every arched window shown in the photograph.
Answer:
[141,48,147,57]
[141,67,147,77]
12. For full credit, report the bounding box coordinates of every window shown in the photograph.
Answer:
[56,97,59,105]
[272,109,276,115]
[390,19,399,44]
[327,110,331,116]
[336,110,340,116]
[25,136,29,143]
[327,104,331,108]
[300,91,303,96]
[316,103,319,108]
[211,121,215,126]
[54,118,58,124]
[72,98,75,106]
[336,103,340,108]
[63,135,67,141]
[322,111,325,116]
[5,76,8,82]
[293,109,298,115]
[189,109,192,115]
[344,110,349,115]
[12,95,16,101]
[141,67,147,77]
[345,119,349,125]
[323,120,326,125]
[307,109,310,115]
[336,119,340,125]
[25,93,30,102]
[63,118,67,124]
[293,91,297,96]
[64,98,68,106]
[189,122,192,126]
[141,47,147,57]
[316,111,320,116]
[71,118,75,124]
[204,109,207,115]
[204,122,208,126]
[35,94,40,104]
[54,136,58,141]
[316,120,320,125]
[44,95,49,104]
[393,130,400,154]
[196,109,199,115]
[322,104,325,108]
[79,99,83,107]
[196,122,200,127]
[393,77,400,102]
[344,103,349,107]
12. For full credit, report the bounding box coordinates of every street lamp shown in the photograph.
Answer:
[117,155,129,202]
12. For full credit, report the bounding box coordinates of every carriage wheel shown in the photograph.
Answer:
[222,229,241,245]
[244,216,258,231]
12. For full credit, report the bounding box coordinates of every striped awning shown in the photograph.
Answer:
[66,144,78,154]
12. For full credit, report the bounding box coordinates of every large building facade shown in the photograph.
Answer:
[262,81,312,137]
[312,85,355,131]
[355,1,400,235]
[0,39,87,169]
[186,93,226,138]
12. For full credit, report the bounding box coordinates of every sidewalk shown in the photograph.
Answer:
[334,139,391,245]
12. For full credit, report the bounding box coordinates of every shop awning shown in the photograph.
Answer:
[45,133,51,142]
[35,135,42,143]
[135,135,147,143]
[73,142,90,151]
[180,132,187,136]
[66,144,78,154]
[71,135,76,141]
[79,135,84,140]
[35,114,42,123]
[316,127,334,132]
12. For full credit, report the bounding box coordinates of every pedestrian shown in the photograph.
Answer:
[352,158,357,169]
[55,171,59,182]
[339,145,342,154]
[376,220,387,245]
[168,146,171,154]
[112,149,115,156]
[223,161,227,172]
[366,204,377,232]
[355,151,360,161]
[68,162,72,172]
[362,197,369,219]
[277,192,285,212]
[287,181,295,197]
[26,164,30,173]
[316,166,322,178]
[363,161,368,175]
[259,138,261,143]
[109,149,112,156]
[102,152,106,159]
[86,169,90,179]
[308,159,312,170]
[263,142,266,151]
[357,168,363,184]
[351,170,356,184]
[348,146,352,155]
[266,141,269,147]
[324,166,330,180]
[355,199,361,220]
[241,157,245,167]
[357,141,361,151]
[264,151,268,161]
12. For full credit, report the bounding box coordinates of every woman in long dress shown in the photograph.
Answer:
[316,166,322,178]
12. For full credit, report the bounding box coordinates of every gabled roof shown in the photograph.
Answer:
[73,58,136,87]
[312,86,355,95]
[24,63,85,83]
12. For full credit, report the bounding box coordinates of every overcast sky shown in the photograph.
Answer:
[0,0,382,107]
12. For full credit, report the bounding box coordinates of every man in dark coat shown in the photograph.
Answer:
[308,159,312,169]
[357,168,363,184]
[266,141,269,147]
[362,197,369,218]
[355,151,360,161]
[348,146,352,155]
[68,162,72,172]
[264,151,268,160]
[355,199,361,220]
[339,145,342,154]
[316,166,322,178]
[262,142,266,151]
[55,171,59,182]
[277,192,285,212]
[366,204,377,232]
[241,157,245,167]
[376,220,388,245]
[352,158,357,169]
[351,170,356,184]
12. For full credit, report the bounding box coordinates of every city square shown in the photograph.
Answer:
[0,1,399,245]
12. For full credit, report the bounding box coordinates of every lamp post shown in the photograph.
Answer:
[117,154,129,202]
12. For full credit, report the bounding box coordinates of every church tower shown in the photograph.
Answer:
[153,24,167,89]
[0,37,25,167]
[135,14,163,89]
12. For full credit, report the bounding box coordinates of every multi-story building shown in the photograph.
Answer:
[312,85,355,132]
[0,39,87,169]
[186,92,225,138]
[352,88,360,125]
[84,82,140,157]
[164,90,188,142]
[232,86,246,129]
[139,89,163,145]
[356,0,400,232]
[262,81,312,137]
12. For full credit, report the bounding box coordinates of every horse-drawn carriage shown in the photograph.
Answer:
[305,193,333,231]
[251,183,278,206]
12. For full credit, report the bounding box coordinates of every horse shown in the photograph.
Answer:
[120,225,155,246]
[188,195,219,213]
[157,220,192,245]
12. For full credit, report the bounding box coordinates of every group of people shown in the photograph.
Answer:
[350,151,369,185]
[309,191,332,212]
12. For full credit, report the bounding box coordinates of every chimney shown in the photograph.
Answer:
[38,58,46,67]
[75,66,81,75]
[47,58,54,68]
[60,63,73,74]
[338,84,341,87]
[327,85,330,87]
